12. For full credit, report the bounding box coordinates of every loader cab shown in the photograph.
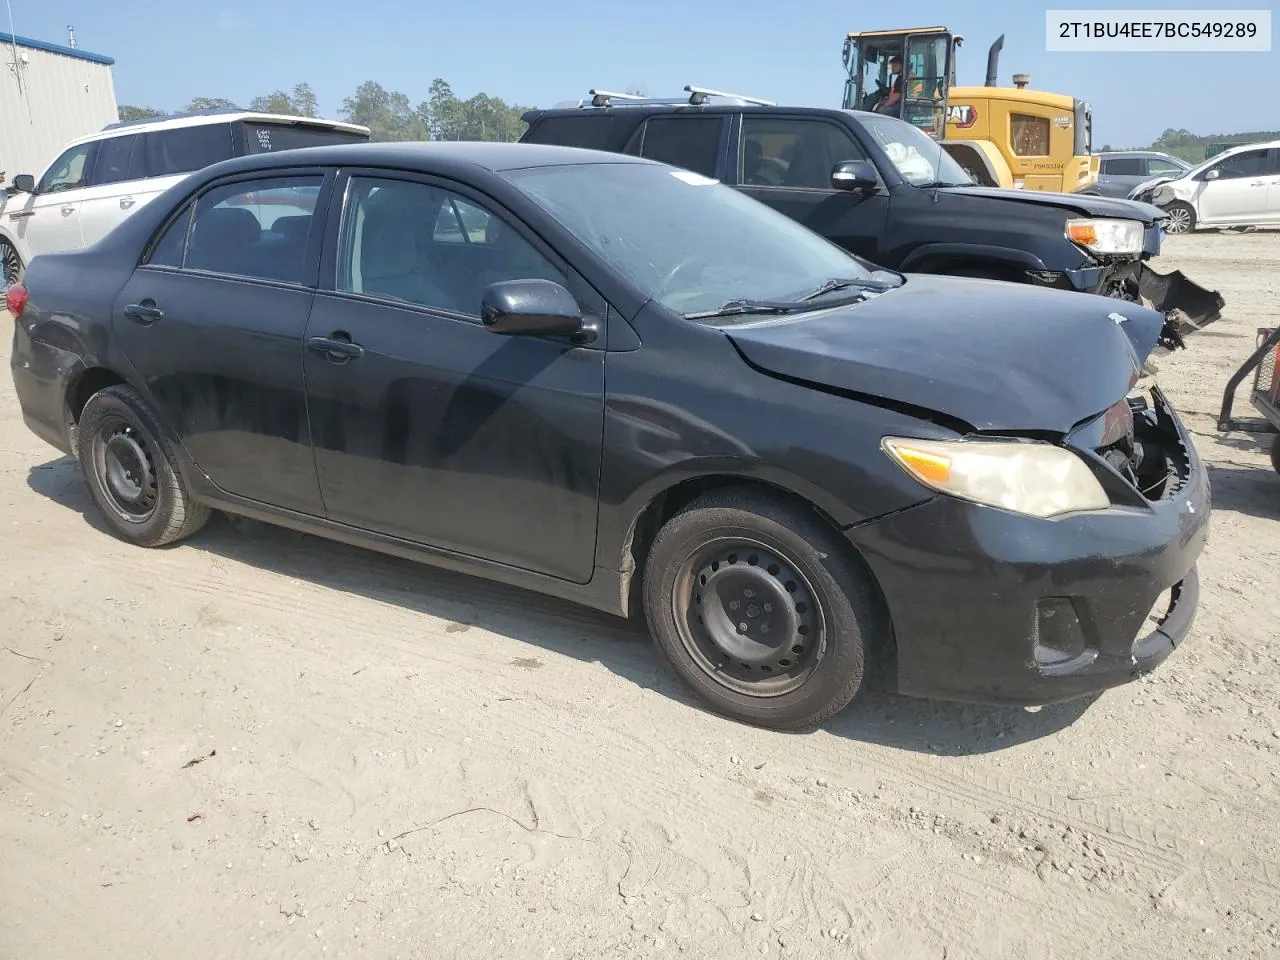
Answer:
[842,26,957,139]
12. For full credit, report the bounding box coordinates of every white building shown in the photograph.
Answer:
[2,32,119,182]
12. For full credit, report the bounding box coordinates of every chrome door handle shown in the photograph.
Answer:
[120,197,135,209]
[7,210,33,220]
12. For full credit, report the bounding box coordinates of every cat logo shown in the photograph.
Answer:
[947,104,977,129]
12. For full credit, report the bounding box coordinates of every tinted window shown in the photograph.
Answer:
[144,124,235,177]
[92,134,139,186]
[146,205,193,267]
[1210,149,1272,180]
[523,115,625,151]
[1101,157,1143,176]
[639,117,723,178]
[338,177,564,317]
[185,176,323,283]
[1010,114,1050,157]
[740,117,865,189]
[1146,158,1185,176]
[38,143,95,193]
[239,122,368,154]
[505,162,886,317]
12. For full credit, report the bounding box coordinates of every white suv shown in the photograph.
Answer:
[1,110,370,286]
[1127,140,1280,234]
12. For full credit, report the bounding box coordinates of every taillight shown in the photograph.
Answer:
[4,282,27,318]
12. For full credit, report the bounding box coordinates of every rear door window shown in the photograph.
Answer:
[143,124,235,177]
[91,134,140,186]
[637,117,724,178]
[238,121,368,154]
[183,176,324,284]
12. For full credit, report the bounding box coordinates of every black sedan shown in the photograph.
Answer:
[7,142,1209,729]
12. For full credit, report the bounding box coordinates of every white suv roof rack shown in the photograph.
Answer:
[551,84,776,109]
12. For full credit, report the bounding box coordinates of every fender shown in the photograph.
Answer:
[899,242,1048,273]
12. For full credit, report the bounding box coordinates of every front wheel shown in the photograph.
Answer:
[642,489,888,730]
[77,384,211,547]
[1162,202,1195,235]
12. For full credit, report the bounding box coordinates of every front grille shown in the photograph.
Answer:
[1253,327,1279,403]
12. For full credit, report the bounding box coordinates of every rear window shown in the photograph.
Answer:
[522,115,628,151]
[238,121,369,155]
[144,124,235,177]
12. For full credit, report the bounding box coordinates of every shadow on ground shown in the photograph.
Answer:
[30,455,1096,756]
[1204,464,1280,521]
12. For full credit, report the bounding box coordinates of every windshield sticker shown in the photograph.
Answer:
[670,170,719,186]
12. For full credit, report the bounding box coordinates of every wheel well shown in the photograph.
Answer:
[620,476,845,619]
[67,368,127,425]
[912,256,1025,283]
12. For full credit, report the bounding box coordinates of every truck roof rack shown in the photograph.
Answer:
[551,84,776,110]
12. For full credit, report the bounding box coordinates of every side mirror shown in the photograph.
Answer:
[831,160,878,192]
[481,279,596,344]
[1203,168,1221,181]
[10,173,36,194]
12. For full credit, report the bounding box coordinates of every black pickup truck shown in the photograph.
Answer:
[519,92,1222,345]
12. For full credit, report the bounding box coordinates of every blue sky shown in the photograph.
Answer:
[12,0,1278,146]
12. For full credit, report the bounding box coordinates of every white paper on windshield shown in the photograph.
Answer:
[670,170,719,186]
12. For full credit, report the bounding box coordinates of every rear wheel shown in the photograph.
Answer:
[1,239,21,288]
[1162,202,1195,234]
[76,384,211,547]
[642,488,887,730]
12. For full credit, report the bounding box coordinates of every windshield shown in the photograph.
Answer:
[857,114,973,187]
[503,162,889,316]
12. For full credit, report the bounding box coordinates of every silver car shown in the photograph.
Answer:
[1076,151,1190,199]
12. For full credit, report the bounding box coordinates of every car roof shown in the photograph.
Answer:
[195,140,658,177]
[528,102,870,122]
[68,111,370,147]
[1100,150,1184,160]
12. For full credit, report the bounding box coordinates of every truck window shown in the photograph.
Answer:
[740,117,866,189]
[523,115,625,151]
[1010,114,1050,157]
[144,124,235,177]
[638,117,723,178]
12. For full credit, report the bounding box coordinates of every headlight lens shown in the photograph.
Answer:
[881,437,1111,518]
[1065,217,1144,255]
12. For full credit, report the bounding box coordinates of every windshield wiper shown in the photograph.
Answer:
[683,299,806,320]
[794,277,896,302]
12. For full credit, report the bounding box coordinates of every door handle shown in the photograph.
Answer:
[120,197,135,209]
[308,334,365,363]
[7,210,34,220]
[124,302,164,325]
[61,205,75,216]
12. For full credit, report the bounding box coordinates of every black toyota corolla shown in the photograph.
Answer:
[7,142,1210,729]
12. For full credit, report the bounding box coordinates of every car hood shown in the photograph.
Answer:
[939,185,1165,223]
[724,274,1162,434]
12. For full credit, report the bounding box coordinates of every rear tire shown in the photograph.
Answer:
[1,238,22,288]
[641,488,888,730]
[1162,202,1195,234]
[76,384,211,547]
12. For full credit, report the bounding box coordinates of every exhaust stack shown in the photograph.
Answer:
[985,34,1004,86]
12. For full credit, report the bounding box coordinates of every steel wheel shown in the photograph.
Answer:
[89,415,160,524]
[672,537,827,697]
[1,241,21,288]
[1162,203,1194,234]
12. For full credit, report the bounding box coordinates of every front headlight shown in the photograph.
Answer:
[881,437,1111,518]
[1065,217,1144,256]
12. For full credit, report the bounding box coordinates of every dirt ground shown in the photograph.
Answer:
[2,232,1279,960]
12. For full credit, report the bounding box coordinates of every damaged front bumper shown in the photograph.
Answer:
[1026,260,1225,351]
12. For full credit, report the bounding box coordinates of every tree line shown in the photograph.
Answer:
[118,79,534,143]
[1098,127,1280,163]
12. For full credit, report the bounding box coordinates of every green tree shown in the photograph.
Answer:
[341,80,426,142]
[419,79,531,142]
[118,105,167,122]
[184,96,241,113]
[249,82,319,117]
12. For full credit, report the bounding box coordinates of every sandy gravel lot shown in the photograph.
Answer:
[2,233,1279,960]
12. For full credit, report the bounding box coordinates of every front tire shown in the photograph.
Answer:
[76,384,211,547]
[642,488,888,730]
[1,238,22,288]
[1162,202,1195,234]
